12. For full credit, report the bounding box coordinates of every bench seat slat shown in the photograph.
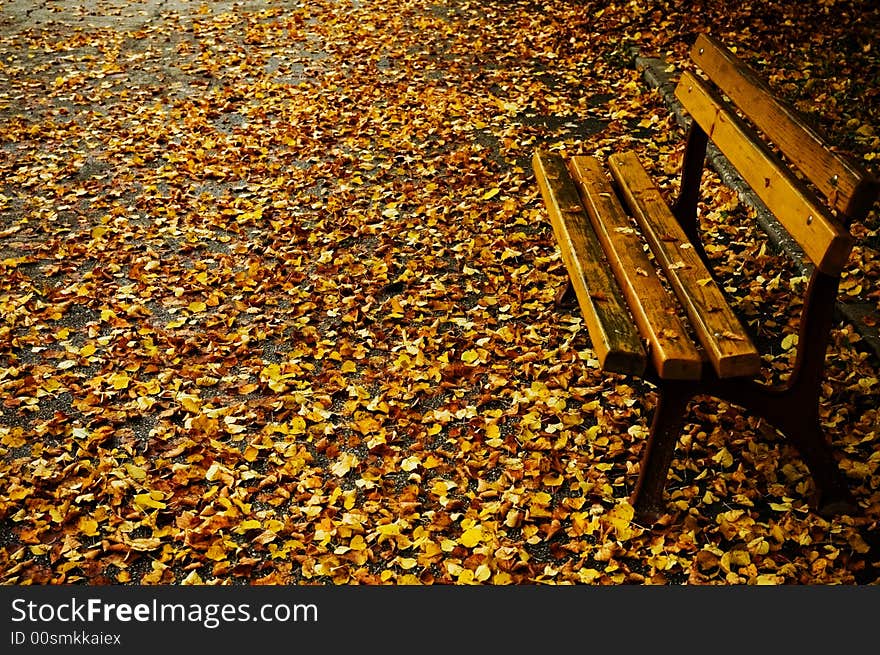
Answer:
[532,150,647,376]
[608,151,762,379]
[675,71,854,275]
[690,33,880,221]
[568,155,703,380]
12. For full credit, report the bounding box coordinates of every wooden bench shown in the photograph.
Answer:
[532,33,880,523]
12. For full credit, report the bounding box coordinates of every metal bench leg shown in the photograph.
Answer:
[554,279,576,308]
[755,270,856,516]
[630,382,692,523]
[785,417,857,517]
[750,387,858,517]
[713,374,857,519]
[783,271,858,516]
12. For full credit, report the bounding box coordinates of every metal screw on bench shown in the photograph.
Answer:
[807,215,813,225]
[830,174,839,187]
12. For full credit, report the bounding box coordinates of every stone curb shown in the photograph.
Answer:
[632,49,880,363]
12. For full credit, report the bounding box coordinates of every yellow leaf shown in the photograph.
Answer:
[188,301,207,313]
[492,572,513,585]
[461,349,479,364]
[78,517,99,536]
[289,416,307,435]
[423,454,443,469]
[856,124,875,137]
[376,523,401,537]
[459,526,482,548]
[532,491,553,506]
[331,452,359,477]
[140,378,161,395]
[721,549,751,572]
[482,187,501,200]
[607,502,634,539]
[182,571,205,585]
[133,492,166,510]
[712,447,734,468]
[205,543,228,561]
[41,378,63,393]
[731,550,751,566]
[9,484,30,500]
[205,462,224,482]
[127,537,162,552]
[2,429,26,448]
[178,394,201,413]
[124,463,147,480]
[341,360,357,373]
[401,455,421,472]
[578,568,602,583]
[485,422,500,440]
[109,372,130,390]
[237,208,263,223]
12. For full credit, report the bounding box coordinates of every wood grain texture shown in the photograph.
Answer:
[675,70,854,275]
[568,155,703,380]
[608,151,761,379]
[532,150,647,375]
[691,33,879,221]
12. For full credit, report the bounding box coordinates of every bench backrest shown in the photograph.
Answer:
[675,34,879,275]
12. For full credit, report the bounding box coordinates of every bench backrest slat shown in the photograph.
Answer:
[675,70,854,275]
[690,33,879,221]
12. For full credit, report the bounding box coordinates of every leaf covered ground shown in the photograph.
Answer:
[1,0,879,585]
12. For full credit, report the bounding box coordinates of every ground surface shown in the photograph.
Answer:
[1,0,879,585]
